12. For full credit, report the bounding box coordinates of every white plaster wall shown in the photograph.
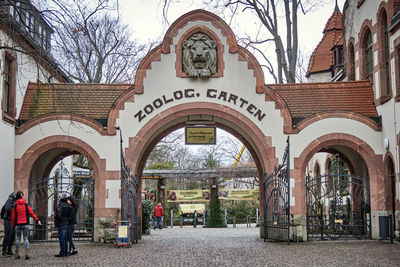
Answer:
[0,30,61,204]
[389,21,400,200]
[344,0,385,46]
[290,118,383,166]
[307,72,332,83]
[0,122,15,204]
[15,120,121,170]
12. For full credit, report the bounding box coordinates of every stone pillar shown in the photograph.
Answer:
[157,177,166,208]
[209,177,218,206]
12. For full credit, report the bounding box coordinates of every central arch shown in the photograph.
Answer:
[122,102,279,236]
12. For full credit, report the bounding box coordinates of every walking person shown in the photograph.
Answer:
[11,191,41,260]
[67,196,78,255]
[1,192,16,256]
[54,194,72,257]
[193,210,198,228]
[153,203,164,229]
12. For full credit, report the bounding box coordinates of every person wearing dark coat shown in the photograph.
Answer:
[2,192,16,256]
[54,195,72,257]
[67,196,78,255]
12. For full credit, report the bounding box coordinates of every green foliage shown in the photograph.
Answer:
[142,200,153,235]
[225,200,257,224]
[205,198,226,227]
[202,153,219,168]
[146,161,175,170]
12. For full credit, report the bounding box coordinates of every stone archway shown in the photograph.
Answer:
[293,133,383,240]
[122,102,279,238]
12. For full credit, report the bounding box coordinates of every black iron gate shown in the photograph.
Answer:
[306,154,371,240]
[28,159,94,242]
[117,127,139,244]
[263,137,290,243]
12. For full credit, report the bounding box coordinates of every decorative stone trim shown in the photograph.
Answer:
[161,9,238,54]
[238,47,265,93]
[263,85,293,133]
[394,36,400,101]
[134,47,162,94]
[107,87,135,135]
[358,19,373,81]
[15,113,109,135]
[294,111,382,132]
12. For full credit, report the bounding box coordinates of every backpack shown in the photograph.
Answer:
[0,205,5,219]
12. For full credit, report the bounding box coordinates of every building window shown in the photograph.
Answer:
[383,12,390,96]
[348,43,355,80]
[15,2,21,23]
[3,58,11,114]
[2,52,17,123]
[364,30,373,79]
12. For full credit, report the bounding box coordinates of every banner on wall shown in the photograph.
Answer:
[166,189,258,202]
[218,189,259,200]
[167,190,210,202]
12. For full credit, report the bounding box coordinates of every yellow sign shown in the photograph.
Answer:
[179,204,206,215]
[185,127,216,145]
[118,225,128,238]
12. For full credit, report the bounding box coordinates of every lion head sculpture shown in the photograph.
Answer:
[182,33,217,78]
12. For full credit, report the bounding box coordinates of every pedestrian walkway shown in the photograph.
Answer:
[1,224,399,266]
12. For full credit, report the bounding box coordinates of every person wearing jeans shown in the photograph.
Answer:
[67,196,78,255]
[153,203,164,229]
[2,192,16,256]
[54,195,72,257]
[11,191,41,260]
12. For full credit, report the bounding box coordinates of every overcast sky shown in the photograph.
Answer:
[118,0,346,59]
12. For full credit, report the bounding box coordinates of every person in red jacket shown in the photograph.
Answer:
[153,203,164,229]
[11,191,41,260]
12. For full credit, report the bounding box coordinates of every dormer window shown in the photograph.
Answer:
[3,1,53,52]
[333,46,343,67]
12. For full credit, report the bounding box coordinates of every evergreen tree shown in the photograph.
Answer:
[205,198,226,227]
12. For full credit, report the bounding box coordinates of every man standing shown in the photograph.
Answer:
[1,192,16,256]
[11,191,41,260]
[153,203,164,229]
[54,195,72,257]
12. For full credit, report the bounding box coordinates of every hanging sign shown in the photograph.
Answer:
[185,126,216,145]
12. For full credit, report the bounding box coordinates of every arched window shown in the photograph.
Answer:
[348,43,355,80]
[314,163,321,198]
[364,29,373,79]
[380,11,390,96]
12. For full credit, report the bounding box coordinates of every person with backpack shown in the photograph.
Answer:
[1,192,16,256]
[54,194,72,257]
[11,191,41,260]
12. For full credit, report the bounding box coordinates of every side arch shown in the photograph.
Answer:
[14,135,109,218]
[292,133,383,216]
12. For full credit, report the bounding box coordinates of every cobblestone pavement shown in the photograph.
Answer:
[1,224,400,267]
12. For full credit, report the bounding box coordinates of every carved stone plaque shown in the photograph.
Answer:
[182,32,217,78]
